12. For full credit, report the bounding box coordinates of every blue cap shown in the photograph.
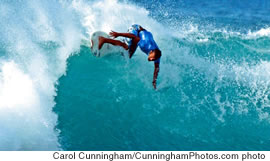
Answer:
[128,24,141,36]
[132,24,141,31]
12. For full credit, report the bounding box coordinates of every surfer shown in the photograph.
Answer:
[98,24,162,89]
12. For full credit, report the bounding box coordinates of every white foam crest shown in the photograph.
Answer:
[246,27,270,39]
[171,23,270,45]
[210,27,270,40]
[0,0,81,150]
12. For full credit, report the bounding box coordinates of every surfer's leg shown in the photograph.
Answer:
[98,36,128,50]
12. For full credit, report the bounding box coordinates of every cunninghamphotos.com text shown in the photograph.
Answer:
[53,151,266,161]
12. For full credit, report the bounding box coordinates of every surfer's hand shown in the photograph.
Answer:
[152,80,157,89]
[109,31,119,38]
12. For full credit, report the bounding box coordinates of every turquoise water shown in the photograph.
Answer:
[55,36,270,150]
[1,0,270,150]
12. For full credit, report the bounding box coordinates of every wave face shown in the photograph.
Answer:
[2,0,270,150]
[0,0,81,150]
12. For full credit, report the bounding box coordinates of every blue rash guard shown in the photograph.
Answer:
[126,24,160,64]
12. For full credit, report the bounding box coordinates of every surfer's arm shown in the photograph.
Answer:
[110,31,139,40]
[117,33,138,39]
[152,62,159,89]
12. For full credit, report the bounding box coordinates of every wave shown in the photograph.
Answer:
[1,0,270,150]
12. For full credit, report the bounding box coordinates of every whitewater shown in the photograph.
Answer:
[1,0,270,150]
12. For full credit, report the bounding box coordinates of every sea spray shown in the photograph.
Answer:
[0,0,81,150]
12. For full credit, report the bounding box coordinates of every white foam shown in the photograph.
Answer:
[0,0,81,150]
[247,28,270,39]
[0,62,37,108]
[70,0,167,39]
[0,61,59,150]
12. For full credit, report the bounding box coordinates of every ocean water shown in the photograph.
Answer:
[1,0,270,150]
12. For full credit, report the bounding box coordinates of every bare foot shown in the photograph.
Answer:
[98,36,105,50]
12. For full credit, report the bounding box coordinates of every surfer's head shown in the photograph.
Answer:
[148,49,161,61]
[132,24,141,31]
[129,24,145,36]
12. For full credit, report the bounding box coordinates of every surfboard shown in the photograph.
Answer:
[90,31,127,57]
